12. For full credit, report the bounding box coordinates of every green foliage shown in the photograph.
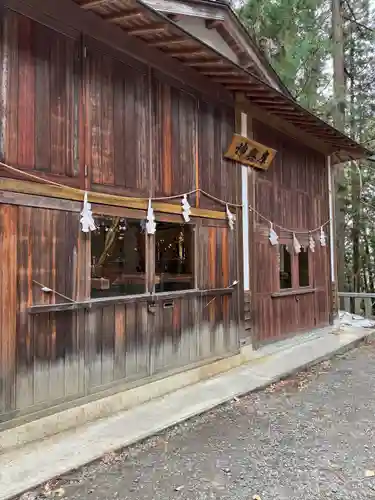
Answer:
[238,0,330,112]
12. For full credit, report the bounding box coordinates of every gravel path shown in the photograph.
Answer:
[22,338,375,500]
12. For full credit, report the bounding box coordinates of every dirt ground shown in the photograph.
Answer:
[19,338,375,500]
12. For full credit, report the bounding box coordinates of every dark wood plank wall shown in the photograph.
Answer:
[1,11,80,183]
[84,40,237,207]
[250,120,330,344]
[0,12,241,423]
[86,46,150,194]
[152,78,197,198]
[0,11,238,207]
[0,205,17,414]
[199,102,237,209]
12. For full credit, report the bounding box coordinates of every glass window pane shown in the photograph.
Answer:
[91,216,146,298]
[298,247,309,287]
[279,244,292,289]
[155,222,194,292]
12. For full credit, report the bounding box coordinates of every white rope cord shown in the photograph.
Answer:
[0,161,331,234]
[32,279,76,303]
[249,206,330,235]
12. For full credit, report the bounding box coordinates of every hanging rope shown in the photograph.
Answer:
[0,160,331,234]
[32,279,76,303]
[249,206,330,235]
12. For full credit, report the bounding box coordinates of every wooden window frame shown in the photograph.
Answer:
[151,213,197,294]
[90,207,148,297]
[89,206,197,299]
[275,242,314,296]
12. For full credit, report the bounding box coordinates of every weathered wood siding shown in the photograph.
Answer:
[0,203,239,423]
[0,205,17,414]
[1,11,80,181]
[152,78,197,198]
[0,9,238,205]
[0,9,239,208]
[0,10,242,424]
[85,44,149,193]
[84,40,237,205]
[198,103,237,209]
[250,120,330,344]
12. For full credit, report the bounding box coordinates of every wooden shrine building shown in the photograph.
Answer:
[0,0,370,432]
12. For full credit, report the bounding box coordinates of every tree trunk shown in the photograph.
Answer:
[364,234,375,292]
[348,23,361,293]
[332,0,347,292]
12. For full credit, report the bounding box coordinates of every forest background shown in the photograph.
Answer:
[236,0,375,294]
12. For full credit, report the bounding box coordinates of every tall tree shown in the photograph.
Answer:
[238,0,330,111]
[331,0,347,292]
[344,0,375,293]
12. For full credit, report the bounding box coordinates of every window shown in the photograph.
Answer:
[155,222,194,292]
[91,216,146,298]
[90,217,195,298]
[279,244,292,289]
[278,243,310,290]
[298,247,309,287]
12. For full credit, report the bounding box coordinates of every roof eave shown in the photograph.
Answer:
[143,0,293,96]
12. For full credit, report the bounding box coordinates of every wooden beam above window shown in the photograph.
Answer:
[0,178,228,220]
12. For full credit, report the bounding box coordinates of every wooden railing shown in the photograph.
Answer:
[338,292,375,318]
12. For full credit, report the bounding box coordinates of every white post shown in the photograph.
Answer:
[241,112,250,291]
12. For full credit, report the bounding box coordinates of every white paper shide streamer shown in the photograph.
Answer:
[269,223,279,246]
[319,226,326,247]
[226,204,235,230]
[309,233,315,253]
[80,192,96,233]
[293,233,301,254]
[146,198,156,235]
[181,194,191,223]
[140,219,146,234]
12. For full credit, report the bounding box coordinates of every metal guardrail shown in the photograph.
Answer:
[338,292,375,318]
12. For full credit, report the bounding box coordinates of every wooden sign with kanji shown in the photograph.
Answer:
[224,134,276,171]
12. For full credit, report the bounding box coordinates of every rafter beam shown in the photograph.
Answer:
[242,89,274,96]
[205,19,222,29]
[252,99,292,106]
[127,23,167,36]
[187,61,229,68]
[238,55,253,67]
[165,47,206,57]
[166,14,179,21]
[149,37,186,47]
[224,84,253,91]
[81,0,112,9]
[212,77,249,84]
[106,10,143,23]
[201,70,240,76]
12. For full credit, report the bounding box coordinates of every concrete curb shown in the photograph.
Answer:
[0,352,245,453]
[1,326,374,500]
